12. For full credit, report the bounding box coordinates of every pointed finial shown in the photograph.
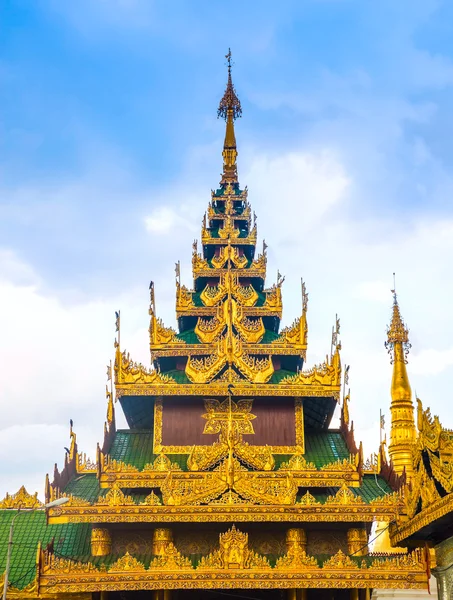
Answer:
[385,276,410,363]
[385,280,416,479]
[218,50,241,186]
[218,49,242,121]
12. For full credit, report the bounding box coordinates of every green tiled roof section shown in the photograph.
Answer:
[269,369,296,384]
[359,475,393,500]
[191,292,204,307]
[108,430,188,471]
[0,511,90,590]
[161,369,191,384]
[63,473,100,501]
[176,329,200,344]
[299,475,393,504]
[255,291,265,306]
[304,431,350,467]
[260,330,280,343]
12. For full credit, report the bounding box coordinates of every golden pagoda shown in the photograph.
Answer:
[0,53,430,600]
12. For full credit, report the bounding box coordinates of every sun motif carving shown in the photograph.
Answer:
[202,398,256,441]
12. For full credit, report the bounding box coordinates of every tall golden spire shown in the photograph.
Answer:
[218,49,242,187]
[385,285,416,479]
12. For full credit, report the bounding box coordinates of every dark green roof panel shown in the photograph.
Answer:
[0,511,90,590]
[304,431,350,467]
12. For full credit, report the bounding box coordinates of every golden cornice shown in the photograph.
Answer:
[47,495,404,525]
[114,347,175,386]
[281,346,341,391]
[116,381,341,399]
[149,344,306,360]
[39,527,427,592]
[390,492,453,546]
[201,224,257,246]
[149,313,185,350]
[416,397,453,457]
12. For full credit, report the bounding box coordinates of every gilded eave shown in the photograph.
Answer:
[115,381,340,399]
[48,494,401,526]
[38,539,428,593]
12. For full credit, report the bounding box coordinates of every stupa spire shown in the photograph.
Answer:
[385,281,416,479]
[218,49,242,187]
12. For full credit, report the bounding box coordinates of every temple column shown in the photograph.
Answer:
[91,527,112,557]
[433,537,453,600]
[152,527,173,555]
[152,529,173,600]
[347,528,368,556]
[286,529,307,600]
[350,590,359,600]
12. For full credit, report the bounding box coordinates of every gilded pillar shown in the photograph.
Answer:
[347,528,368,556]
[286,529,307,600]
[433,538,453,600]
[286,528,307,553]
[91,527,112,557]
[350,589,359,600]
[152,527,173,556]
[152,591,172,600]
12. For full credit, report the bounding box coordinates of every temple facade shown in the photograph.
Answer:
[0,56,440,600]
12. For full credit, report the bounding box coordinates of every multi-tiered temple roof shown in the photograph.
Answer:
[0,55,431,599]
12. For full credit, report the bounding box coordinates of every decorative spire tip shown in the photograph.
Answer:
[218,49,242,121]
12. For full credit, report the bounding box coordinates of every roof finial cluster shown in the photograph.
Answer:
[218,49,242,121]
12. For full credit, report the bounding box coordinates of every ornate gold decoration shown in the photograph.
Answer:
[154,396,304,456]
[115,347,175,386]
[97,485,134,507]
[202,398,256,436]
[325,483,364,505]
[385,292,416,479]
[152,528,173,556]
[281,345,341,390]
[279,454,315,470]
[0,486,42,509]
[109,553,145,572]
[142,492,162,506]
[198,525,270,570]
[144,454,182,472]
[298,491,321,506]
[91,528,112,557]
[149,542,193,570]
[347,528,368,556]
[276,529,318,570]
[285,527,307,553]
[323,550,359,569]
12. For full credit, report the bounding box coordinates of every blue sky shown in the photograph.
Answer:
[2,0,453,497]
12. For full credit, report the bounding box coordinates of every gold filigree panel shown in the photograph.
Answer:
[153,397,304,455]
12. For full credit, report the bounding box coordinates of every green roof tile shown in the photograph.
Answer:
[64,473,100,501]
[0,511,90,590]
[260,330,280,343]
[161,369,191,384]
[304,431,350,467]
[176,329,200,344]
[108,430,188,471]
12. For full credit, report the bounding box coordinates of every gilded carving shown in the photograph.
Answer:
[198,526,270,570]
[109,553,146,572]
[0,486,42,509]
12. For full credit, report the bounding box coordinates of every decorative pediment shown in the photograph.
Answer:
[0,486,42,509]
[198,525,270,570]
